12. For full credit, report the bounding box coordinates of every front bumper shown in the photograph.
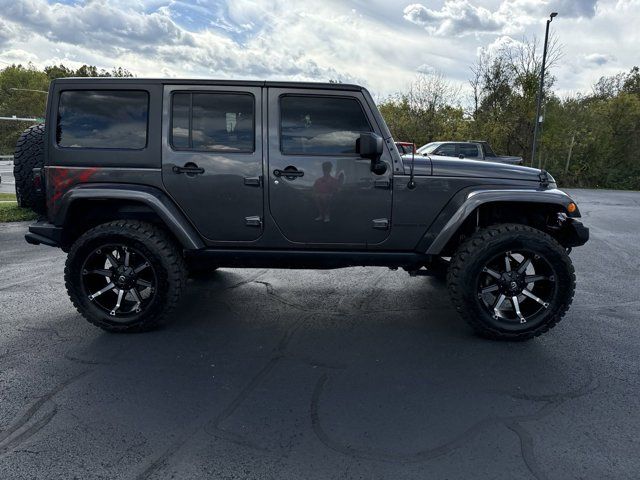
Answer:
[558,218,589,248]
[25,220,63,248]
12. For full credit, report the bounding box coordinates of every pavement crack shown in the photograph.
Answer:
[310,373,495,464]
[137,314,311,479]
[0,370,90,456]
[202,269,269,298]
[63,354,110,366]
[310,373,600,467]
[254,281,312,311]
[505,421,549,480]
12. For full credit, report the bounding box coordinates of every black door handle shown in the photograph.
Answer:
[273,167,304,179]
[173,164,204,175]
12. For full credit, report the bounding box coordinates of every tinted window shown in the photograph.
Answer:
[280,96,371,155]
[434,143,457,156]
[482,143,497,157]
[459,143,480,158]
[57,90,148,149]
[171,92,254,152]
[171,93,190,149]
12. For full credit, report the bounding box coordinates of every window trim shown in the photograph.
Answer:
[169,91,256,154]
[56,89,150,151]
[278,93,373,157]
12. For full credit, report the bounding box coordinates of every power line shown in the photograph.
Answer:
[0,116,42,122]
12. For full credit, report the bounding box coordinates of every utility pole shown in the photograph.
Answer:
[565,134,576,174]
[531,12,557,167]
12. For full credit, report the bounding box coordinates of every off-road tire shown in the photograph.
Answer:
[13,123,46,213]
[429,256,450,281]
[447,223,575,341]
[65,220,187,333]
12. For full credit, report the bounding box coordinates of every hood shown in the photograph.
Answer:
[428,156,547,183]
[493,155,523,165]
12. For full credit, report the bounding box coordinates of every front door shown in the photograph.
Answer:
[162,85,263,242]
[267,89,393,246]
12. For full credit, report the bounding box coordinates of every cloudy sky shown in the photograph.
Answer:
[0,0,637,100]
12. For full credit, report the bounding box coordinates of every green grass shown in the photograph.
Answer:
[0,194,38,222]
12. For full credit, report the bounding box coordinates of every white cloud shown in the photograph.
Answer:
[582,52,616,66]
[403,1,505,36]
[479,35,525,57]
[417,63,436,75]
[0,0,636,100]
[404,0,600,37]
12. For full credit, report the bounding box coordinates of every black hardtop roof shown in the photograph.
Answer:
[52,77,363,91]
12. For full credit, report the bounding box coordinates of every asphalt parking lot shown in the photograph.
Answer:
[0,189,638,480]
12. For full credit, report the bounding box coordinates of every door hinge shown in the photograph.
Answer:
[374,179,391,189]
[372,218,390,230]
[244,176,262,187]
[245,216,262,227]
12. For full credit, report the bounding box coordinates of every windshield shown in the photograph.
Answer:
[416,142,442,155]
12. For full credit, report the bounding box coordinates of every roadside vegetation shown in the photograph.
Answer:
[379,38,640,190]
[0,63,132,159]
[0,51,638,190]
[0,193,38,222]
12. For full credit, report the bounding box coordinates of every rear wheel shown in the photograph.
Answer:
[65,220,187,332]
[447,224,575,341]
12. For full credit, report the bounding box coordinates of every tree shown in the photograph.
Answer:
[0,63,134,154]
[378,73,467,146]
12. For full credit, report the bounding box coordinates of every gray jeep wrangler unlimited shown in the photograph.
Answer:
[16,78,588,340]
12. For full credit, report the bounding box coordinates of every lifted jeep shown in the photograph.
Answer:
[16,78,588,340]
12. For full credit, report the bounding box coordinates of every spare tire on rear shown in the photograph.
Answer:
[13,123,46,214]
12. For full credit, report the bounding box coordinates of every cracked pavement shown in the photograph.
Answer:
[0,189,638,479]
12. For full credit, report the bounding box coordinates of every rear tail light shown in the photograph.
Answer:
[32,168,43,194]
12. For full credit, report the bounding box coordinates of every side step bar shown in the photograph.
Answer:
[185,248,430,270]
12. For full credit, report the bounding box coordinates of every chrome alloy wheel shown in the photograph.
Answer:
[80,244,157,318]
[477,250,556,325]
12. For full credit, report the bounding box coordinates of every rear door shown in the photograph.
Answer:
[432,143,458,157]
[162,85,263,242]
[266,89,393,246]
[458,143,481,159]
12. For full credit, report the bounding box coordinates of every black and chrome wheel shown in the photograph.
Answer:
[478,251,555,325]
[65,220,186,332]
[448,224,575,340]
[81,244,157,317]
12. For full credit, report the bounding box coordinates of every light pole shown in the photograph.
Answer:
[531,12,557,168]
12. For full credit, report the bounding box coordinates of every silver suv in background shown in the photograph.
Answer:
[417,141,523,164]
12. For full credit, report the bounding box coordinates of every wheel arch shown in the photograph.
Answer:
[55,184,205,251]
[425,189,581,256]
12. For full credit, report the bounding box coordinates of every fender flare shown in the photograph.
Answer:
[55,183,205,250]
[425,188,579,255]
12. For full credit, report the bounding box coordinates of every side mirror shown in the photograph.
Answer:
[356,132,386,174]
[458,154,465,159]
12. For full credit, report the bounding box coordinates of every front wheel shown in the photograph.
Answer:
[447,224,575,341]
[65,220,187,332]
